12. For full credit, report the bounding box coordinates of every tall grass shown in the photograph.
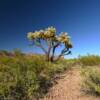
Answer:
[81,67,100,96]
[1,50,100,99]
[0,51,71,100]
[78,54,100,66]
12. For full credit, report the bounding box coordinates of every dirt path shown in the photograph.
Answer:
[40,68,100,100]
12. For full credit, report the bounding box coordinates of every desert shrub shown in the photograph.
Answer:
[12,49,24,57]
[0,50,9,56]
[81,67,100,96]
[0,57,39,100]
[78,55,100,66]
[27,27,72,62]
[0,53,70,100]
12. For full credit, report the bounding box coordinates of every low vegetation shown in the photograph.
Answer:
[81,67,100,96]
[79,55,100,96]
[0,50,72,100]
[78,54,100,66]
[0,51,100,99]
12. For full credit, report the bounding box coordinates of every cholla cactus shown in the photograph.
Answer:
[27,27,56,40]
[27,32,35,40]
[27,26,72,62]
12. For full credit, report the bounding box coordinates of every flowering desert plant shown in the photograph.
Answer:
[27,26,72,62]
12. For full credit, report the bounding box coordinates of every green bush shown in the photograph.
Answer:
[0,52,70,100]
[0,56,39,100]
[81,67,100,96]
[78,55,100,66]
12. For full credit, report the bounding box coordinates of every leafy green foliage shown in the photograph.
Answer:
[78,55,100,66]
[81,67,100,96]
[0,51,70,100]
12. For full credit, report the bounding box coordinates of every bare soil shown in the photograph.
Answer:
[40,67,100,100]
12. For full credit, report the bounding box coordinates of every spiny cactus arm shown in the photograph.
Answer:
[47,40,52,52]
[61,48,72,56]
[45,40,52,61]
[34,39,48,54]
[54,47,71,61]
[50,41,61,61]
[63,50,72,55]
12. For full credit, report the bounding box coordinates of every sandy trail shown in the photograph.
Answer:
[40,68,100,100]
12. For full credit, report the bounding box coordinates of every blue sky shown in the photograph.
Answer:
[0,0,100,58]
